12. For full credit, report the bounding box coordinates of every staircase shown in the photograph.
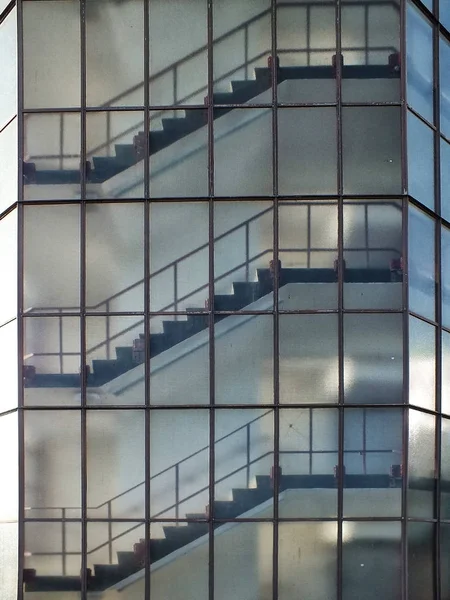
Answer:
[24,263,401,389]
[22,60,400,186]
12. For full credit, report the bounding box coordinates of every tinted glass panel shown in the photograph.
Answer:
[440,36,450,140]
[0,8,17,129]
[408,522,435,600]
[409,316,435,411]
[407,111,434,210]
[0,322,18,414]
[443,331,450,416]
[407,3,433,122]
[442,138,450,222]
[0,208,17,326]
[409,206,435,321]
[442,417,450,520]
[442,226,450,329]
[0,119,18,215]
[408,409,435,518]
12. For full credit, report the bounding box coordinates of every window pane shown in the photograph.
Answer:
[0,322,18,414]
[407,3,433,123]
[343,522,402,600]
[409,316,435,411]
[408,409,435,518]
[441,0,450,31]
[23,0,81,109]
[149,409,209,519]
[343,200,402,310]
[279,201,338,310]
[23,113,81,201]
[409,205,435,321]
[86,202,144,312]
[215,522,272,600]
[442,227,450,328]
[408,522,435,600]
[149,109,208,198]
[151,0,207,106]
[0,119,18,215]
[214,201,273,309]
[279,408,338,518]
[24,205,80,312]
[0,8,17,129]
[276,0,336,103]
[214,0,271,103]
[344,314,403,404]
[215,409,273,517]
[342,0,400,103]
[86,0,144,107]
[278,522,337,600]
[0,208,17,326]
[441,524,450,599]
[443,331,450,416]
[0,412,18,522]
[442,417,450,520]
[343,408,403,517]
[440,36,450,140]
[24,317,81,407]
[87,411,145,520]
[215,316,273,405]
[343,108,401,195]
[214,108,272,197]
[407,111,434,210]
[280,315,339,405]
[442,138,450,222]
[278,108,337,196]
[24,411,81,518]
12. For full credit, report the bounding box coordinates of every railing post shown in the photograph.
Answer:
[105,301,111,360]
[246,423,251,488]
[173,263,178,319]
[107,501,113,564]
[175,464,180,522]
[61,508,67,576]
[245,222,250,282]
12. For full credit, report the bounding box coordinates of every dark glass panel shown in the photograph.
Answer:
[149,110,208,197]
[408,205,435,321]
[214,522,272,599]
[214,200,273,309]
[214,108,272,197]
[407,3,433,122]
[343,199,402,310]
[23,113,81,201]
[150,0,207,106]
[342,522,402,600]
[440,36,450,140]
[149,409,209,519]
[86,202,144,312]
[280,315,339,405]
[407,111,435,210]
[278,108,337,196]
[24,411,81,518]
[409,316,435,411]
[408,522,435,600]
[408,409,435,518]
[23,0,81,109]
[344,314,403,404]
[86,0,144,107]
[278,522,337,600]
[86,411,145,519]
[279,408,338,518]
[343,107,401,195]
[215,409,273,517]
[215,317,273,405]
[86,111,145,198]
[343,408,403,517]
[279,201,338,310]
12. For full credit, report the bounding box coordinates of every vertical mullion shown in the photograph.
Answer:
[144,1,151,599]
[207,4,215,600]
[271,3,279,600]
[17,0,25,595]
[335,0,344,598]
[80,0,87,597]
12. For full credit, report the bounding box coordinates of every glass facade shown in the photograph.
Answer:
[0,0,449,598]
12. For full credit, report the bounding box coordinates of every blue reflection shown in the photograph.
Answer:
[407,3,434,123]
[440,37,450,139]
[407,111,434,210]
[442,139,450,222]
[441,0,450,32]
[442,227,450,329]
[409,206,435,321]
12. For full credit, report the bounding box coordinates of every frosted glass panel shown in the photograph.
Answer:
[0,412,18,521]
[0,8,17,130]
[0,208,17,326]
[0,119,18,215]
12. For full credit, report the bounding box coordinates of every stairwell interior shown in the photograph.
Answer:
[18,0,441,598]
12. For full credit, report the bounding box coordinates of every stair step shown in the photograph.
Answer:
[232,487,273,509]
[92,359,129,385]
[163,523,208,543]
[117,550,141,569]
[161,117,197,137]
[184,108,207,128]
[115,346,134,366]
[25,576,81,592]
[212,500,241,519]
[149,130,176,154]
[232,281,261,304]
[213,294,247,311]
[149,537,182,563]
[114,143,137,165]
